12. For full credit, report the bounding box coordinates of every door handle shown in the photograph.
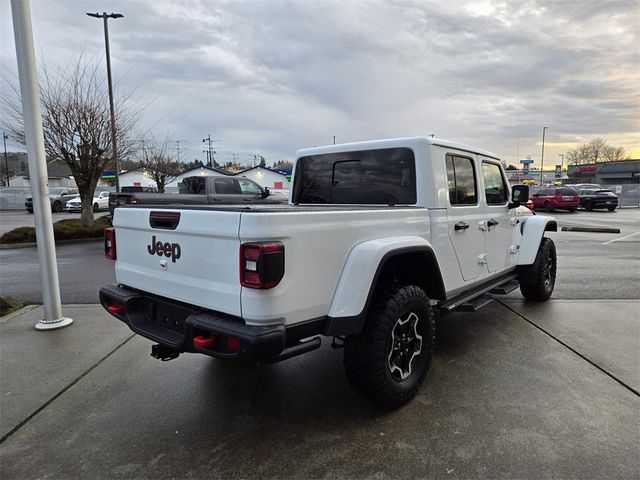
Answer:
[454,222,470,231]
[487,218,499,227]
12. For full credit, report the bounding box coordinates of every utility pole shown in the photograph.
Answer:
[202,134,220,167]
[333,135,335,145]
[557,153,564,170]
[172,140,187,163]
[3,132,9,186]
[540,126,548,186]
[86,12,124,193]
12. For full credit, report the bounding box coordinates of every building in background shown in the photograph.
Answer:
[235,166,290,191]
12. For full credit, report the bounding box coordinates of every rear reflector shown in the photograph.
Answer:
[240,242,284,289]
[194,335,217,347]
[107,303,124,315]
[104,227,116,260]
[227,336,240,349]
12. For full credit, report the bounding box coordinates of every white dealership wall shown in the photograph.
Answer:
[236,166,290,190]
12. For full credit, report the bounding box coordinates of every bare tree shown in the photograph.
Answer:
[603,145,629,162]
[1,56,138,226]
[566,138,628,165]
[139,139,183,193]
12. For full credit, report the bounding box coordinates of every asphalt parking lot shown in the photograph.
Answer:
[0,210,109,236]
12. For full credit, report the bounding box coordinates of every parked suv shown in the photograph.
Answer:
[577,188,619,211]
[25,187,79,213]
[531,187,579,212]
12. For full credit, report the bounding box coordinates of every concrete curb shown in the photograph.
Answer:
[0,237,102,250]
[0,304,39,322]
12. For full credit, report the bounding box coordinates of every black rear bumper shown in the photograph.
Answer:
[99,284,286,361]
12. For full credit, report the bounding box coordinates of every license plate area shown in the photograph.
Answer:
[562,196,573,201]
[129,297,196,346]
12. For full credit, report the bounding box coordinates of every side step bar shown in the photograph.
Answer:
[440,274,519,313]
[457,293,493,312]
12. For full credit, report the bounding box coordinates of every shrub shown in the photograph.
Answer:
[0,217,110,245]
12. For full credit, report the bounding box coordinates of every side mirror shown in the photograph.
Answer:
[509,185,529,209]
[261,187,270,199]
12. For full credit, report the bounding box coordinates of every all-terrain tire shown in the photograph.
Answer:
[584,200,593,211]
[518,237,556,301]
[343,285,435,408]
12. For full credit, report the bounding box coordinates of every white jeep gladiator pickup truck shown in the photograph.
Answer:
[100,137,557,407]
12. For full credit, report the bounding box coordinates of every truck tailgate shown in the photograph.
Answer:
[113,207,242,316]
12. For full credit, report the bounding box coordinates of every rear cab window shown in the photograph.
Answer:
[292,148,416,205]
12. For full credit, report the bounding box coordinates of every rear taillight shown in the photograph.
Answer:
[240,242,284,289]
[105,227,116,260]
[130,197,141,205]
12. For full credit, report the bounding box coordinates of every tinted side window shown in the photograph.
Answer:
[482,162,508,204]
[238,179,262,195]
[214,178,238,195]
[179,177,206,194]
[446,154,477,205]
[292,148,416,204]
[558,188,577,195]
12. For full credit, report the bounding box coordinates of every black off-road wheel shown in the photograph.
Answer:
[518,237,557,301]
[343,285,435,408]
[584,200,594,211]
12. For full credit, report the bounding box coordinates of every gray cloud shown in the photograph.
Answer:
[1,0,638,164]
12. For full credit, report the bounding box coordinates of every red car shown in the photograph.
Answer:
[531,187,579,212]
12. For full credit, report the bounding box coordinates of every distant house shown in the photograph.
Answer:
[116,165,290,193]
[166,166,233,192]
[234,166,290,190]
[117,168,157,189]
[8,160,76,188]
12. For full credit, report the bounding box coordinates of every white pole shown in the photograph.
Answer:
[11,0,72,330]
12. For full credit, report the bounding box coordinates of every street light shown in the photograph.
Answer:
[86,11,124,192]
[540,126,548,186]
[3,132,9,186]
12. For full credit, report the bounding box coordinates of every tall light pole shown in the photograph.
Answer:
[86,12,123,192]
[540,126,548,186]
[3,132,9,186]
[557,153,564,170]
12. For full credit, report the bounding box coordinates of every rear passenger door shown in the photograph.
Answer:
[480,160,516,273]
[211,177,240,201]
[446,154,486,281]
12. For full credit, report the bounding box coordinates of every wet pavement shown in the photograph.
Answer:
[1,300,638,479]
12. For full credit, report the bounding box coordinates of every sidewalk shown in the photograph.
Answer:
[1,301,638,479]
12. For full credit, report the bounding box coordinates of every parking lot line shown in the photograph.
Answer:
[602,230,640,245]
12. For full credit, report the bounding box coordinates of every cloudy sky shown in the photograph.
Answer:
[1,0,639,167]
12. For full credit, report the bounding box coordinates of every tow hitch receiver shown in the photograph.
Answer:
[151,344,180,361]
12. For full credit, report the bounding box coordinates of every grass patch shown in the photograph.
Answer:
[0,217,110,245]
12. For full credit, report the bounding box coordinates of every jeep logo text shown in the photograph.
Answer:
[147,235,181,263]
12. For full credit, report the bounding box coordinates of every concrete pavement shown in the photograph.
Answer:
[0,300,638,479]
